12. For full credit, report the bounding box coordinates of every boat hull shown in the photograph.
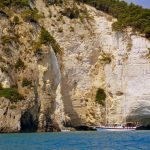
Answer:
[96,127,136,131]
[61,130,70,132]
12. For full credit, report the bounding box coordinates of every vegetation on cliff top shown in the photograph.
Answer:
[76,0,150,39]
[1,0,150,39]
[21,8,42,23]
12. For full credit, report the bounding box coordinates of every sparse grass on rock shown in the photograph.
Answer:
[0,88,24,102]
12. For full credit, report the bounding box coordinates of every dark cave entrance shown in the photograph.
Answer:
[20,110,38,132]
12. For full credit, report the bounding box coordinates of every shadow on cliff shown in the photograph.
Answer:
[127,105,150,125]
[61,74,82,127]
[129,105,150,117]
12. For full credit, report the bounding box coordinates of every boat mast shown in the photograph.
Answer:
[123,62,127,125]
[124,92,127,124]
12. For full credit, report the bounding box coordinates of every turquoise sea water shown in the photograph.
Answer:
[0,131,150,150]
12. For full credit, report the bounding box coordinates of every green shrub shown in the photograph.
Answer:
[22,78,32,87]
[144,27,150,39]
[40,27,52,44]
[12,16,20,25]
[51,40,61,54]
[95,88,106,106]
[62,4,80,19]
[21,8,42,23]
[0,0,29,8]
[32,27,61,54]
[15,58,25,70]
[44,0,63,6]
[112,21,124,32]
[40,27,61,54]
[0,88,24,102]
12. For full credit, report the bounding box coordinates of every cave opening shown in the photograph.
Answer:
[20,110,38,132]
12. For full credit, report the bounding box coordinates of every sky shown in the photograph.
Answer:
[125,0,150,8]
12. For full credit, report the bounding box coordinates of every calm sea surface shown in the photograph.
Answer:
[0,131,150,150]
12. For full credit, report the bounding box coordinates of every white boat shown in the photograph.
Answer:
[61,129,70,132]
[96,124,136,131]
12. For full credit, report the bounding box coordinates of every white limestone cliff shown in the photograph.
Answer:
[38,3,150,126]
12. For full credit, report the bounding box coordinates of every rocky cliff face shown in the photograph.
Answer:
[0,0,150,132]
